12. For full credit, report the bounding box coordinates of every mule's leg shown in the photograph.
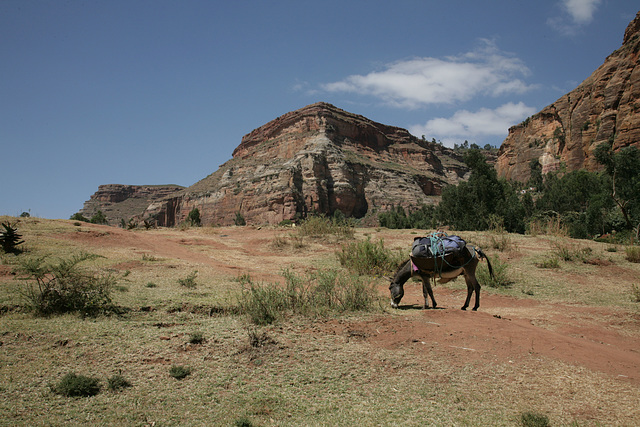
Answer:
[421,275,437,309]
[461,274,481,311]
[472,279,481,311]
[461,280,473,311]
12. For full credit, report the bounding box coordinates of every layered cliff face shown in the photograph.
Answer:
[496,11,640,182]
[79,184,184,224]
[143,102,469,226]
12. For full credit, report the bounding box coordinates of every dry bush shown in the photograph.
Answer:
[527,216,569,237]
[625,246,640,263]
[17,253,116,316]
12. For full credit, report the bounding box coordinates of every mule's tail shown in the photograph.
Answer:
[475,247,494,279]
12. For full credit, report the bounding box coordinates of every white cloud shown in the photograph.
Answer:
[322,40,534,109]
[409,102,537,147]
[548,0,601,35]
[563,0,601,24]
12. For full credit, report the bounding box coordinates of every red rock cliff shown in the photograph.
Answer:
[496,11,640,182]
[144,102,470,226]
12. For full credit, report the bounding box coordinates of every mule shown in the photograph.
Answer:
[389,246,493,311]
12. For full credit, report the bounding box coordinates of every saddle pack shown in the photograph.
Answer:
[411,232,466,258]
[410,232,467,273]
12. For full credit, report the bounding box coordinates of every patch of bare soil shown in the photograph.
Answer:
[367,291,639,384]
[55,223,640,385]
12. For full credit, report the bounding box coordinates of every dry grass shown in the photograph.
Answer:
[1,217,640,425]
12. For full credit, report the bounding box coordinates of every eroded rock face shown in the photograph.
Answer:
[496,11,640,182]
[79,184,184,224]
[144,102,470,226]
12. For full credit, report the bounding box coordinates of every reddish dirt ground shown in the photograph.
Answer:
[58,223,640,385]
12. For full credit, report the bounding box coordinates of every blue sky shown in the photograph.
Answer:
[1,1,637,219]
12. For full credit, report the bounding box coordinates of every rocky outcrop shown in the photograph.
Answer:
[79,184,184,224]
[496,11,640,182]
[143,102,470,226]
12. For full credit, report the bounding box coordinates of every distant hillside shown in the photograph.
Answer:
[79,184,184,225]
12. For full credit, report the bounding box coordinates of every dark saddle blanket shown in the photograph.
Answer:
[410,233,467,272]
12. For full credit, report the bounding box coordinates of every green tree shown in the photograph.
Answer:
[90,210,108,225]
[535,169,612,238]
[70,213,89,222]
[528,159,543,189]
[234,212,246,226]
[594,143,640,239]
[187,207,201,227]
[378,206,409,229]
[437,149,525,232]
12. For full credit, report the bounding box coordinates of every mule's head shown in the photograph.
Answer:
[389,280,404,309]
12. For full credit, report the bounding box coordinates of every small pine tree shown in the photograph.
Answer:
[0,222,24,254]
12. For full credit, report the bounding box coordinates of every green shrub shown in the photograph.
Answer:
[536,257,560,269]
[17,253,116,316]
[477,256,512,288]
[234,417,255,427]
[336,237,404,276]
[247,328,276,348]
[625,246,640,263]
[90,210,108,225]
[237,276,285,325]
[631,284,640,303]
[107,374,132,391]
[487,231,514,252]
[169,365,191,380]
[551,240,592,262]
[189,331,205,344]
[51,373,101,397]
[378,204,437,229]
[234,212,246,226]
[295,215,354,239]
[178,270,198,288]
[520,411,550,427]
[70,213,89,222]
[187,208,201,226]
[237,269,379,325]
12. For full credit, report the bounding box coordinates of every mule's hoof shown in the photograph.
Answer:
[472,307,479,311]
[391,302,399,309]
[461,306,467,311]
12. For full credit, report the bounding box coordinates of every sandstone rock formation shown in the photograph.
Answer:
[496,11,640,182]
[142,102,470,226]
[79,184,184,225]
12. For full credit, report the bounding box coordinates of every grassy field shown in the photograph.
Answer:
[1,216,639,426]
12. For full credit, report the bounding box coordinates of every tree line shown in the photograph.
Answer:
[379,142,640,243]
